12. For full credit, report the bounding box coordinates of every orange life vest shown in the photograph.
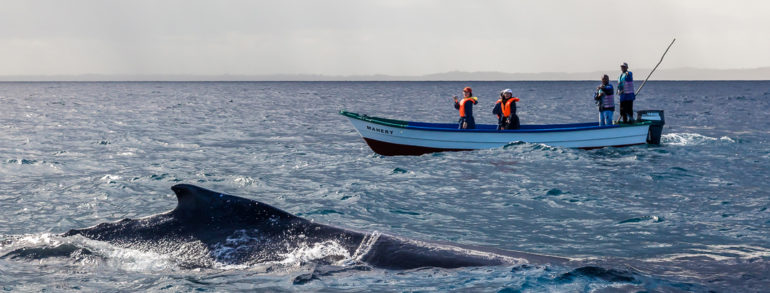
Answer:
[501,97,519,117]
[458,97,477,117]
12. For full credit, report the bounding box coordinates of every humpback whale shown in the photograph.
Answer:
[62,184,568,269]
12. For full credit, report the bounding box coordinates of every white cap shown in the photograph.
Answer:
[502,89,513,94]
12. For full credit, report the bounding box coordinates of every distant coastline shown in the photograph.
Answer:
[1,67,769,82]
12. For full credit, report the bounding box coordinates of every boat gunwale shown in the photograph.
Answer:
[340,110,651,134]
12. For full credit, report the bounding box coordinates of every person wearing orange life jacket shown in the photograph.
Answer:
[594,74,615,126]
[492,89,521,130]
[453,87,478,129]
[493,92,505,130]
[500,89,520,129]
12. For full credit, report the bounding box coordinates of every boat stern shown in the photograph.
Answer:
[636,110,665,144]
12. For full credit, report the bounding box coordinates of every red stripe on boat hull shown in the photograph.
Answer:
[362,138,471,156]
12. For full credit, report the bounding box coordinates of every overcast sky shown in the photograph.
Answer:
[1,0,768,76]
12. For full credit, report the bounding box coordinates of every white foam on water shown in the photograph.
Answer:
[59,235,177,272]
[690,244,770,261]
[3,233,176,272]
[276,240,352,267]
[99,174,122,182]
[208,229,355,271]
[233,176,258,186]
[210,236,355,271]
[719,136,736,143]
[662,133,735,146]
[12,233,61,247]
[647,244,770,262]
[92,240,174,272]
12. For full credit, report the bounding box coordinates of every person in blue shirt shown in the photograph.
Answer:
[617,62,635,123]
[594,75,615,126]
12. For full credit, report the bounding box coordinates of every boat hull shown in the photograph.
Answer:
[342,111,662,156]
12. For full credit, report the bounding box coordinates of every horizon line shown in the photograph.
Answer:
[2,67,770,82]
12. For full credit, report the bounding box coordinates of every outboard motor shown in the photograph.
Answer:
[636,110,665,144]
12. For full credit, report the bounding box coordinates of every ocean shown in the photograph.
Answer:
[0,81,768,292]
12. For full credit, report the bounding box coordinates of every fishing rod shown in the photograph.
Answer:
[635,38,676,96]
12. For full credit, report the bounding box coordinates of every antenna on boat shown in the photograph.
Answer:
[635,38,676,96]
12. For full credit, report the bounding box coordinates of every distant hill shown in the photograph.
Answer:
[420,67,770,81]
[1,67,769,81]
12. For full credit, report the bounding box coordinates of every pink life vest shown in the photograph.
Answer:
[602,93,615,109]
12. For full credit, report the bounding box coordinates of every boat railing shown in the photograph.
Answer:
[340,110,408,128]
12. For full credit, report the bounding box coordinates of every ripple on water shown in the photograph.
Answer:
[5,159,38,165]
[618,215,664,224]
[301,209,345,216]
[389,209,420,216]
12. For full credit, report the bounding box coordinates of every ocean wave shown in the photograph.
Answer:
[500,141,582,161]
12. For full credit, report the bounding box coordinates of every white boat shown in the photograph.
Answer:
[341,110,665,156]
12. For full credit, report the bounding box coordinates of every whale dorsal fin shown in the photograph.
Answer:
[170,184,298,223]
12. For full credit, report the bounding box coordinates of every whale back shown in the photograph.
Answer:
[61,184,366,268]
[59,184,566,270]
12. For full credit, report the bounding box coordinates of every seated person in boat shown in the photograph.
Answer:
[453,87,478,129]
[492,89,520,130]
[594,74,615,126]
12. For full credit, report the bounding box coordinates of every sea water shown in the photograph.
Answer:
[0,81,768,291]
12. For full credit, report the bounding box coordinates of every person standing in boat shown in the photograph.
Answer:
[492,89,520,130]
[594,75,615,126]
[453,87,478,129]
[617,62,635,123]
[493,91,505,129]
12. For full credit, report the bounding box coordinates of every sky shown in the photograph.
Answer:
[1,0,769,77]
